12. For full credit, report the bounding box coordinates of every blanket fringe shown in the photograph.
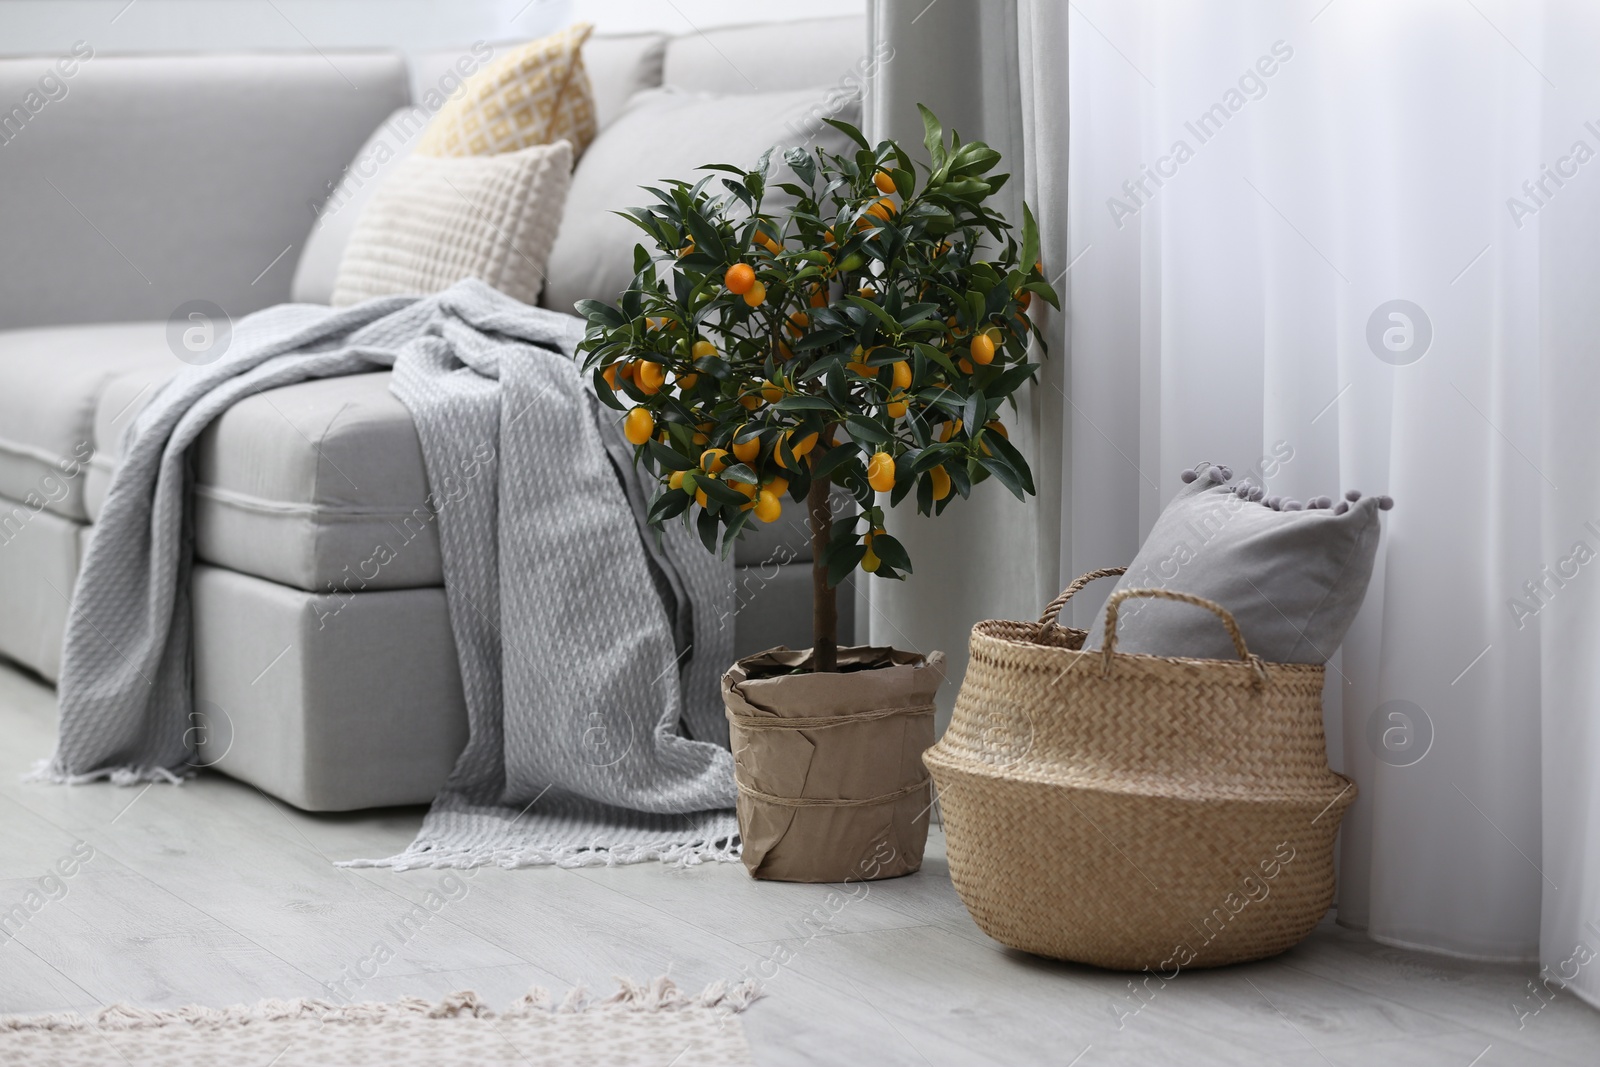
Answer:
[25,756,189,787]
[0,978,762,1032]
[339,833,743,871]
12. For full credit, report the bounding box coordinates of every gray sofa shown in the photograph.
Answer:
[0,18,863,810]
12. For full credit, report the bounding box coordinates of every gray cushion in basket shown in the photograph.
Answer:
[1083,463,1389,664]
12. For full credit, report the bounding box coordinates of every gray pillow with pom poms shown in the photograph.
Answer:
[1081,461,1391,664]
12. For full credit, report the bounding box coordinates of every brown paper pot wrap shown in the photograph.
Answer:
[723,645,946,883]
[925,570,1355,970]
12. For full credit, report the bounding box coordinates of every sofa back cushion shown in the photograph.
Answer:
[291,108,424,306]
[578,32,669,130]
[538,86,861,316]
[662,16,867,93]
[0,50,408,330]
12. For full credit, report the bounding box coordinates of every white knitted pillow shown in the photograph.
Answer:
[331,140,572,308]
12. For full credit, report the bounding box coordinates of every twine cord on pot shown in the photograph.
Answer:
[734,776,932,808]
[725,704,935,731]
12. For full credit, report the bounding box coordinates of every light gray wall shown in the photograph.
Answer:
[0,1,564,58]
[0,0,864,59]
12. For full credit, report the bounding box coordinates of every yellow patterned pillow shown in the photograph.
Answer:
[415,23,597,160]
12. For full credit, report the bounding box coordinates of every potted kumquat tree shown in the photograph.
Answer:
[575,107,1058,881]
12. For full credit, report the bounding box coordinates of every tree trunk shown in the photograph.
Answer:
[809,473,838,672]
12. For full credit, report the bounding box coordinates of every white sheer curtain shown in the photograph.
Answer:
[869,0,1600,999]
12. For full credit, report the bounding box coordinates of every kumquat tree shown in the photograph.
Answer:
[576,106,1060,672]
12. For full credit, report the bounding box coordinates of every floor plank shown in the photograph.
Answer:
[3,661,1598,1066]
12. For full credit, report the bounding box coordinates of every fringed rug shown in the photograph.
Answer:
[0,978,758,1066]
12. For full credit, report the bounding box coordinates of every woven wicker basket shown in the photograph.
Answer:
[924,568,1356,971]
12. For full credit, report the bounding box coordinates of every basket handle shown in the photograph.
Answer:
[1101,588,1269,684]
[1036,568,1128,629]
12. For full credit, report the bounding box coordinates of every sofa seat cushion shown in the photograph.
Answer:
[0,322,176,521]
[89,357,817,594]
[92,369,446,593]
[0,494,83,681]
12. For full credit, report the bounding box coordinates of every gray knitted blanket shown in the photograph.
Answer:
[44,280,740,868]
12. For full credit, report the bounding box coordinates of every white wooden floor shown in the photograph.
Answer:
[2,663,1597,1066]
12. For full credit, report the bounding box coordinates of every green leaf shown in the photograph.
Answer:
[682,209,727,262]
[968,261,1002,291]
[909,445,954,476]
[964,289,985,325]
[775,395,836,413]
[828,512,860,547]
[897,302,941,327]
[844,414,891,444]
[1021,202,1041,278]
[721,178,753,209]
[793,328,848,352]
[648,489,692,524]
[917,103,946,170]
[842,294,901,337]
[784,146,817,187]
[948,143,1001,176]
[696,507,720,553]
[982,430,1036,495]
[575,299,625,328]
[977,454,1027,501]
[721,462,759,485]
[700,478,747,506]
[666,421,695,452]
[826,542,867,588]
[693,355,733,379]
[913,341,956,375]
[871,532,912,574]
[991,362,1040,398]
[811,441,861,480]
[891,141,914,175]
[940,178,992,198]
[799,355,843,381]
[592,369,625,411]
[823,116,871,150]
[949,458,972,499]
[962,391,986,435]
[774,434,797,471]
[720,507,753,558]
[645,440,693,471]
